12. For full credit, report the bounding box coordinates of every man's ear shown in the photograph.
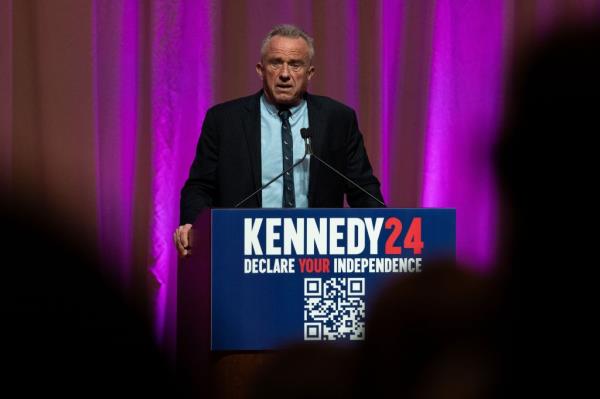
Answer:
[256,62,264,78]
[307,65,315,81]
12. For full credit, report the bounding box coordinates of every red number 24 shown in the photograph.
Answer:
[384,217,424,255]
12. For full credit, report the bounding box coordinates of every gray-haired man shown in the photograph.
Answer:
[174,24,383,257]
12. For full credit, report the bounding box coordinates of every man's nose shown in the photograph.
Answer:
[279,63,291,80]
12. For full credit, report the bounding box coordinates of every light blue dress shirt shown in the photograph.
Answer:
[260,95,310,208]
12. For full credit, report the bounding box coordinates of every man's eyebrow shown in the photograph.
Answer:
[267,56,305,63]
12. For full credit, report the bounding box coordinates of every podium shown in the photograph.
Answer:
[176,208,455,394]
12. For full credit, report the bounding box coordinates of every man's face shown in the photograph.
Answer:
[256,36,315,106]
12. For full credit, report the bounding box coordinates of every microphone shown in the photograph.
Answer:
[300,127,313,155]
[234,130,311,208]
[301,128,386,207]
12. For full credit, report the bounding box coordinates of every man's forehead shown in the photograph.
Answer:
[264,36,310,57]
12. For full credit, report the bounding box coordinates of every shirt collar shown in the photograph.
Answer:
[260,94,306,120]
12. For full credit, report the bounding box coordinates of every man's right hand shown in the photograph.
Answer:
[174,224,193,257]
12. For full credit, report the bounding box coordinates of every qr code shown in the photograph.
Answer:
[304,277,365,341]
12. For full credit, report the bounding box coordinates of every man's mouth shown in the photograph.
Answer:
[276,84,293,90]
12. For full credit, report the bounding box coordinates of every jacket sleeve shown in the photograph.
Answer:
[344,111,386,207]
[179,108,219,225]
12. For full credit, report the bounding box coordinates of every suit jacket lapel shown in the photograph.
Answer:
[306,93,325,206]
[242,91,263,206]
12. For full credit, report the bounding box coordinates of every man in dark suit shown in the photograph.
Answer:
[174,24,383,256]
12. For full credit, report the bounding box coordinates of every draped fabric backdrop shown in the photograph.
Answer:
[2,0,599,353]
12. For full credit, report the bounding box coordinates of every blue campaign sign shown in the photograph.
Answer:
[211,208,455,350]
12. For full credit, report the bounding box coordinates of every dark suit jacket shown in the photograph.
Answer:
[180,91,384,225]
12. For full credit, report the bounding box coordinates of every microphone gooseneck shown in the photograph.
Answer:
[235,127,384,208]
[301,128,385,207]
[234,130,311,208]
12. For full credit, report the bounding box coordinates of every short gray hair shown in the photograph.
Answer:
[261,24,315,62]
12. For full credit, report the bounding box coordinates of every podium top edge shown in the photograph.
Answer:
[209,208,457,212]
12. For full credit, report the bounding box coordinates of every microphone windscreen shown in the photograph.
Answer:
[300,128,311,139]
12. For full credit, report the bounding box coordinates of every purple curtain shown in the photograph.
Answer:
[2,0,599,354]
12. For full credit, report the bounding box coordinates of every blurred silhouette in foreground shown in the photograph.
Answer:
[250,263,500,399]
[494,23,600,395]
[0,193,193,398]
[249,24,600,398]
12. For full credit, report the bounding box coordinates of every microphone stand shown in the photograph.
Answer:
[301,129,386,207]
[235,128,385,208]
[235,153,308,208]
